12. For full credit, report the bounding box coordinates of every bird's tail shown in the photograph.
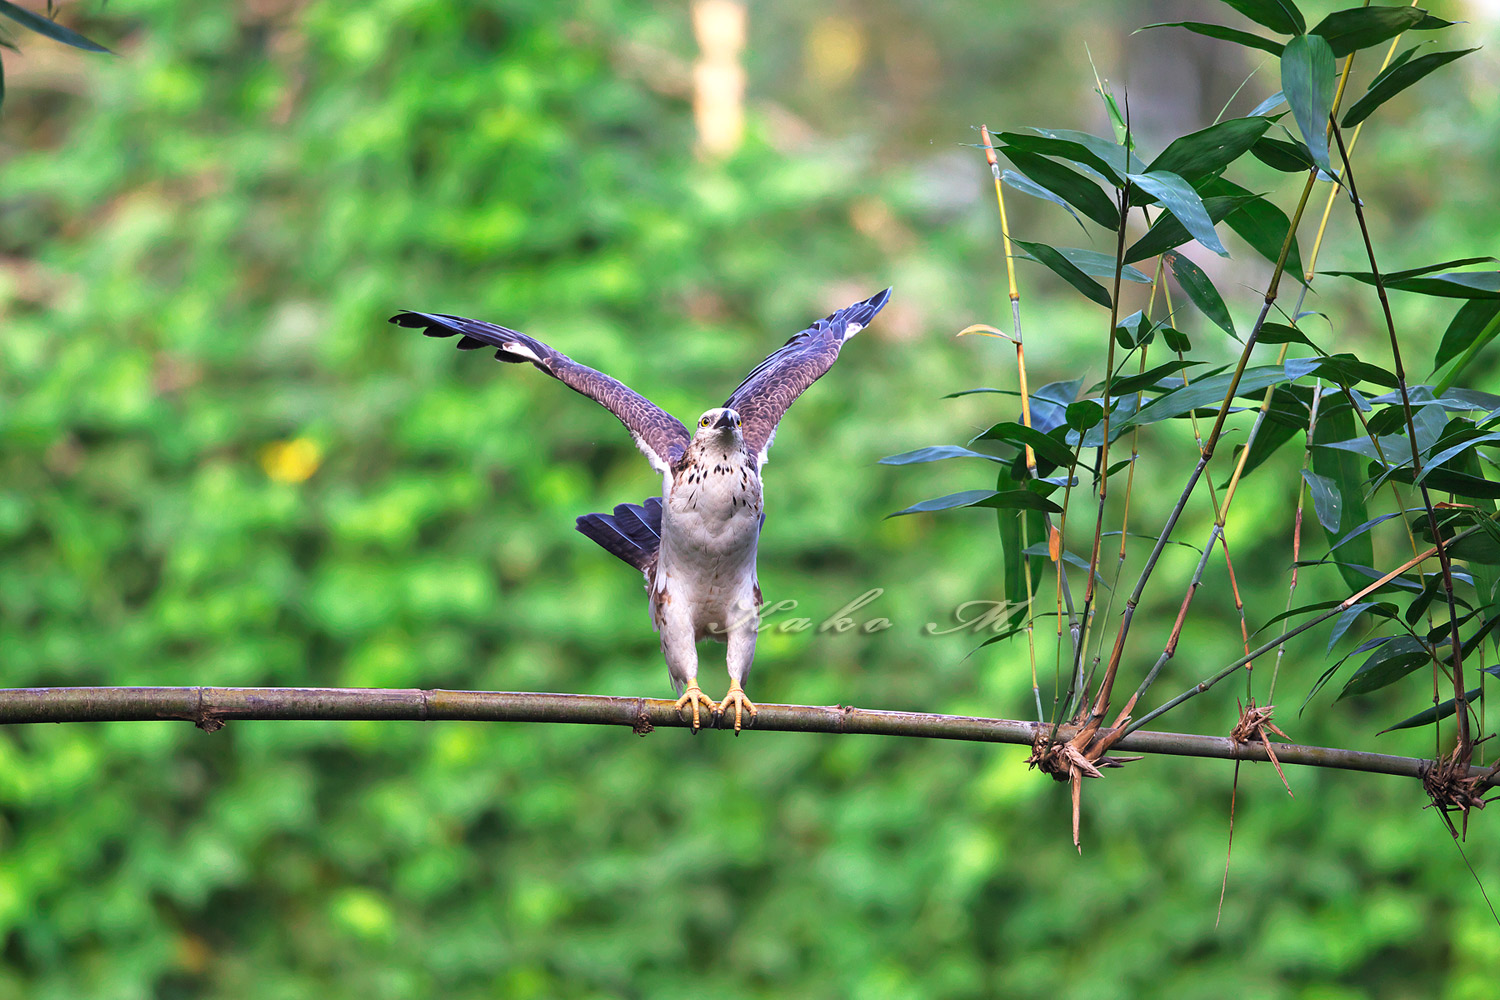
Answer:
[575,497,664,573]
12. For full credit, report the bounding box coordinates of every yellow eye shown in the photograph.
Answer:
[701,417,710,427]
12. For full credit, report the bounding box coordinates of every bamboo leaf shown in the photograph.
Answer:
[1141,21,1284,56]
[1387,466,1500,499]
[1310,5,1426,58]
[1012,239,1112,308]
[1325,602,1391,653]
[1211,180,1307,284]
[973,420,1077,468]
[1249,90,1287,116]
[1001,169,1088,233]
[1164,250,1236,337]
[1114,310,1154,348]
[1342,47,1479,128]
[1285,354,1399,389]
[1121,364,1289,428]
[1027,379,1085,432]
[1125,193,1257,263]
[995,470,1048,606]
[1377,671,1500,735]
[1250,135,1316,172]
[1442,453,1500,632]
[1146,116,1273,181]
[1066,399,1105,431]
[1129,170,1228,257]
[1217,0,1306,35]
[879,446,1009,466]
[1331,255,1498,284]
[0,0,109,52]
[890,490,1062,518]
[1337,635,1432,699]
[1325,563,1426,594]
[1258,322,1319,349]
[1312,405,1373,592]
[1024,126,1144,180]
[1096,360,1202,397]
[1391,272,1500,299]
[1255,598,1342,635]
[999,150,1119,229]
[1433,299,1500,372]
[1281,33,1336,172]
[1325,259,1500,300]
[891,485,1065,517]
[1327,511,1418,555]
[1301,468,1342,532]
[1415,432,1500,488]
[996,132,1127,186]
[1015,246,1151,284]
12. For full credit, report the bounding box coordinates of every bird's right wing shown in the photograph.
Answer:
[724,288,891,467]
[392,311,691,474]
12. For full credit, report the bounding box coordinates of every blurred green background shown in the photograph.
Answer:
[1,1,1497,996]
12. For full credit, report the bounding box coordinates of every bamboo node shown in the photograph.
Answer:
[1421,746,1495,841]
[1229,699,1292,796]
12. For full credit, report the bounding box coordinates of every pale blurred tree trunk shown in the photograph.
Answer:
[692,0,747,157]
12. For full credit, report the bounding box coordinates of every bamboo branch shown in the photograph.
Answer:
[0,686,1491,786]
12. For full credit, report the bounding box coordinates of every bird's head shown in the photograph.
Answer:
[693,407,743,444]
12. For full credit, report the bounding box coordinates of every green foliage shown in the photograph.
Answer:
[899,3,1500,738]
[2,1,1499,997]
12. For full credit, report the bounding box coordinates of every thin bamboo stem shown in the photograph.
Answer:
[0,686,1489,785]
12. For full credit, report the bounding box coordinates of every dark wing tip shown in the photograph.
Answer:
[390,310,457,338]
[848,286,892,324]
[822,286,892,337]
[391,311,537,363]
[389,311,429,328]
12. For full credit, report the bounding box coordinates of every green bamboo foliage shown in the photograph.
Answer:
[890,2,1496,763]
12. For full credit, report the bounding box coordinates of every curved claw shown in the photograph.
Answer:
[714,685,758,735]
[673,685,716,733]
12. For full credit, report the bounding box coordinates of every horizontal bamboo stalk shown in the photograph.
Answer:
[0,686,1486,786]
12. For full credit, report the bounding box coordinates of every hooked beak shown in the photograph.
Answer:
[713,411,736,430]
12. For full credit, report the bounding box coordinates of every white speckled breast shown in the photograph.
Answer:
[656,445,763,638]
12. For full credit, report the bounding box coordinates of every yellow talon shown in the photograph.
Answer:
[715,684,758,735]
[673,685,716,733]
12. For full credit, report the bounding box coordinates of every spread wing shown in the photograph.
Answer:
[724,288,891,466]
[392,311,690,474]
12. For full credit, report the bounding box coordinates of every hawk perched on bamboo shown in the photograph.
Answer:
[392,288,891,732]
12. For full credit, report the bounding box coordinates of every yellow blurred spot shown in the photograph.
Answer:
[260,437,322,483]
[332,887,395,941]
[805,16,866,90]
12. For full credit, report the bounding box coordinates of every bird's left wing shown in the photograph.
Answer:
[724,288,891,467]
[393,311,691,474]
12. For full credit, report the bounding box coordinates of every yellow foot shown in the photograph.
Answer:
[673,685,716,733]
[714,685,758,735]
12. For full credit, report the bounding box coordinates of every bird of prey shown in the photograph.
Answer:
[391,288,891,732]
